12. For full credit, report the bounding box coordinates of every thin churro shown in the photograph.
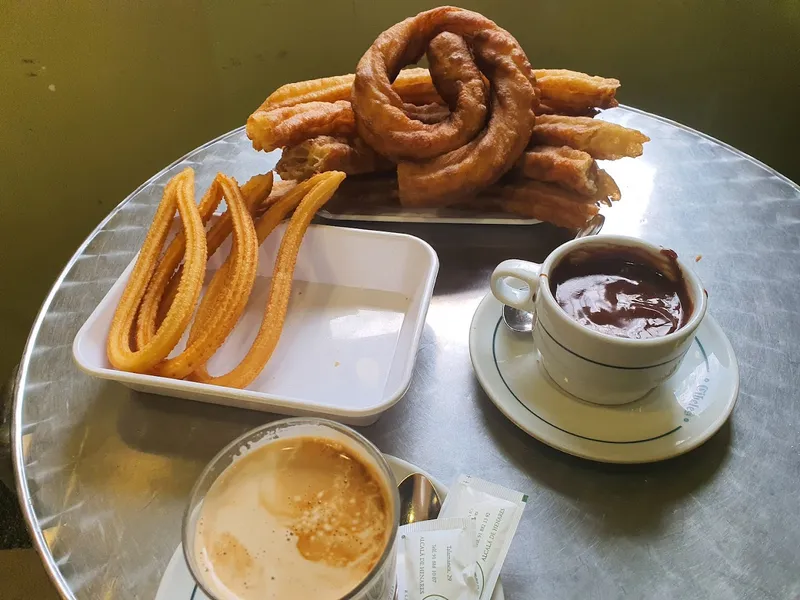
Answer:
[106,168,207,373]
[191,172,346,389]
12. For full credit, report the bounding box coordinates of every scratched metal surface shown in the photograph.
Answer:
[11,107,800,599]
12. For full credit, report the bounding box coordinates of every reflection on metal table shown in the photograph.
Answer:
[11,107,800,599]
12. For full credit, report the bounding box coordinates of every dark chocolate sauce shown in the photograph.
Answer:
[549,249,691,340]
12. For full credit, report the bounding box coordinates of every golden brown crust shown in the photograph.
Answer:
[393,69,444,105]
[533,69,619,113]
[596,168,622,203]
[149,174,260,379]
[321,172,616,230]
[350,7,538,207]
[261,75,354,110]
[154,173,274,326]
[106,168,348,387]
[259,67,618,116]
[140,176,227,341]
[186,178,321,385]
[396,32,538,206]
[516,145,598,196]
[353,20,492,162]
[260,68,442,110]
[191,172,347,389]
[247,101,355,152]
[402,102,451,124]
[243,9,648,228]
[531,115,650,160]
[106,169,208,373]
[482,179,601,229]
[297,140,620,211]
[276,136,393,180]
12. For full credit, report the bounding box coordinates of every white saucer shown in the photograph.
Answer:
[154,455,504,600]
[470,293,739,464]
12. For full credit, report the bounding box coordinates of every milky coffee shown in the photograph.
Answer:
[193,436,392,600]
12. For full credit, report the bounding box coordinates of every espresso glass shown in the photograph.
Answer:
[182,417,400,600]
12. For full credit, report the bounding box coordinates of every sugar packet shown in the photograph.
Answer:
[440,475,527,600]
[396,517,480,600]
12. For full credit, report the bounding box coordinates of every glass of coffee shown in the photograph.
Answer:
[183,417,399,600]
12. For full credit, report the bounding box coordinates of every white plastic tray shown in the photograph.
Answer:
[73,222,439,425]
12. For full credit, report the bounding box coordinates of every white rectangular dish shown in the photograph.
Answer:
[73,221,439,425]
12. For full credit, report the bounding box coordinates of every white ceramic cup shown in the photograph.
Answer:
[490,235,707,405]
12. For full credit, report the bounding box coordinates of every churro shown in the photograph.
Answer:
[247,101,355,152]
[191,172,346,389]
[108,169,347,388]
[531,115,650,160]
[516,146,598,196]
[148,175,259,379]
[276,136,393,181]
[486,180,601,229]
[244,7,651,228]
[152,172,274,327]
[533,69,619,113]
[261,68,442,110]
[106,168,207,373]
[352,8,537,207]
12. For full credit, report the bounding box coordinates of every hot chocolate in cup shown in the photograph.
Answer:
[490,235,708,405]
[183,418,399,600]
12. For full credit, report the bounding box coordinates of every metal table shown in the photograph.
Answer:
[10,107,800,599]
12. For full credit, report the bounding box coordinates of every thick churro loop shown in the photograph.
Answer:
[351,6,538,206]
[106,168,207,373]
[402,102,451,125]
[191,172,346,389]
[148,175,260,379]
[397,28,538,206]
[353,21,490,161]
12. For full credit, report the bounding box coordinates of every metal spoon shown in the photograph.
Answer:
[502,214,606,333]
[397,472,441,525]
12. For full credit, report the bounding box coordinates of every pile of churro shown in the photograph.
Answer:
[246,6,650,229]
[106,168,345,388]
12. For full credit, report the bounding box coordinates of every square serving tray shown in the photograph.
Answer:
[73,222,439,425]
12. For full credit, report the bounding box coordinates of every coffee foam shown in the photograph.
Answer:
[194,435,392,600]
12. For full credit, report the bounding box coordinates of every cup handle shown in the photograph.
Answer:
[490,260,542,313]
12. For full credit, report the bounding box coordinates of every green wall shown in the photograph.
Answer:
[1,1,798,381]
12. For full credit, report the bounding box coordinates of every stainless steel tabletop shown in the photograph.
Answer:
[11,107,800,599]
